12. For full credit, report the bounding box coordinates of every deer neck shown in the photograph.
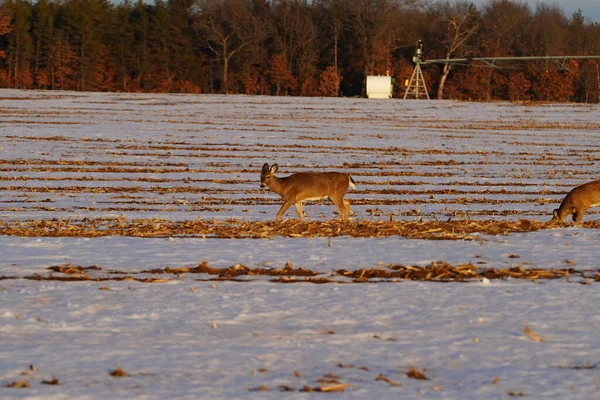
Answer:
[268,176,288,197]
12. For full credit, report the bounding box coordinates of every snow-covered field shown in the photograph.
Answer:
[1,90,600,399]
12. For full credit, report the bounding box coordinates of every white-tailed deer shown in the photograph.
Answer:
[260,163,356,221]
[551,179,600,223]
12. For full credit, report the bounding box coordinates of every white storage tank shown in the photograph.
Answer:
[366,76,393,99]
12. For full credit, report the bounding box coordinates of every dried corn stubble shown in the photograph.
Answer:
[318,383,351,392]
[406,366,429,380]
[6,380,29,388]
[0,218,566,240]
[300,383,351,392]
[248,385,269,391]
[521,326,546,342]
[376,374,401,386]
[109,366,129,377]
[3,260,594,284]
[41,377,60,385]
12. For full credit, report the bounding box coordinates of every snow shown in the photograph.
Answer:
[1,90,600,398]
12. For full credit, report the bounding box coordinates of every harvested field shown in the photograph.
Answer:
[1,92,599,224]
[1,91,600,399]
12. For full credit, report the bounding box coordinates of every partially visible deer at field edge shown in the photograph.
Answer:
[551,179,600,223]
[260,163,356,222]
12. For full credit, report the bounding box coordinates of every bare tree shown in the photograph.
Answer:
[479,0,532,100]
[0,7,12,59]
[430,1,479,99]
[314,0,344,84]
[194,0,265,93]
[272,0,318,95]
[344,0,413,91]
[529,3,569,56]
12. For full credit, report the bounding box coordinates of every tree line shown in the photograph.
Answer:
[0,0,599,102]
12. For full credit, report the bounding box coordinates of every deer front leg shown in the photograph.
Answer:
[275,200,294,222]
[295,202,304,220]
[342,199,351,220]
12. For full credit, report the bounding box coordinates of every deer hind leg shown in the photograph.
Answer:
[294,202,304,220]
[330,194,350,221]
[275,200,294,222]
[343,199,353,216]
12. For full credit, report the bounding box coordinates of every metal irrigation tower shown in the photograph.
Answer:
[403,40,429,99]
[403,40,600,100]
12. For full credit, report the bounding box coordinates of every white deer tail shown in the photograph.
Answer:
[349,176,356,190]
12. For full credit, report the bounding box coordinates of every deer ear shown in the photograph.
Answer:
[552,209,558,218]
[262,163,269,173]
[270,164,279,174]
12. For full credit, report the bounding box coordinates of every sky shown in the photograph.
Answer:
[466,0,600,22]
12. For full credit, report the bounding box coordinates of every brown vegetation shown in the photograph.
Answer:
[0,260,597,285]
[5,379,29,388]
[109,366,129,378]
[406,366,429,380]
[0,217,568,239]
[0,0,598,100]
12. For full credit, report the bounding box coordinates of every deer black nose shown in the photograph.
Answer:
[260,183,265,188]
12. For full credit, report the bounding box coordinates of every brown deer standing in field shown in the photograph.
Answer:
[551,179,600,223]
[260,163,356,222]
